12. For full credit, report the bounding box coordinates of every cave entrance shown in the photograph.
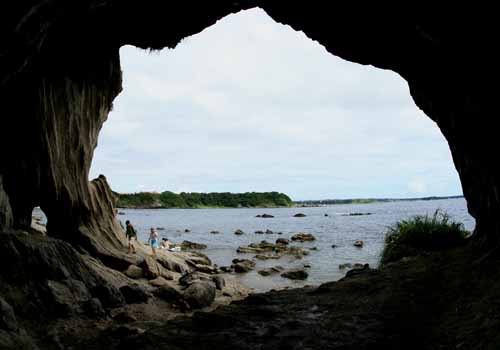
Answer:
[90,8,471,288]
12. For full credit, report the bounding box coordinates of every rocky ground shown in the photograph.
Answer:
[64,242,500,350]
[2,226,500,350]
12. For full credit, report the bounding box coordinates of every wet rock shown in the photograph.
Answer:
[304,264,311,268]
[184,229,191,233]
[181,240,208,250]
[309,247,318,251]
[210,230,220,234]
[232,259,256,273]
[212,275,226,290]
[324,213,329,216]
[234,229,245,235]
[265,229,274,234]
[255,254,281,260]
[254,230,264,234]
[291,233,316,242]
[124,265,144,279]
[343,212,372,216]
[119,285,151,304]
[237,246,264,254]
[293,213,307,217]
[331,244,338,248]
[279,246,309,257]
[258,266,284,276]
[183,281,216,309]
[140,256,161,279]
[219,266,233,273]
[257,214,274,218]
[339,263,353,270]
[0,297,18,331]
[354,240,364,248]
[195,264,218,274]
[276,238,289,245]
[281,269,309,280]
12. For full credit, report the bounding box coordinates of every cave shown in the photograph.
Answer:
[1,2,499,349]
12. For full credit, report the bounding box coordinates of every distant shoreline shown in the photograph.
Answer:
[294,195,464,207]
[116,194,464,209]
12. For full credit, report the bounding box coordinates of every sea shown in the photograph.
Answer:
[114,197,474,292]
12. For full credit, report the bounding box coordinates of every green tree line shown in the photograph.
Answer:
[116,191,293,209]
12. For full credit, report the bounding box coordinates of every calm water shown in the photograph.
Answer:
[115,198,474,292]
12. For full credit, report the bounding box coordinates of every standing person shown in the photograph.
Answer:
[125,220,137,254]
[148,227,159,257]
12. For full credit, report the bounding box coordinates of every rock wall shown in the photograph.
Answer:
[0,1,498,257]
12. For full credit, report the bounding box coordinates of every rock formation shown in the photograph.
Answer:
[1,2,499,348]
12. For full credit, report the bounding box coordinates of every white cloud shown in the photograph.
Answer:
[90,8,462,200]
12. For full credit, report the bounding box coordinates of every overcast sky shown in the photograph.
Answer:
[90,8,462,201]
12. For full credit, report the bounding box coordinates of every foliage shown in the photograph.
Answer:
[380,210,469,266]
[117,191,293,209]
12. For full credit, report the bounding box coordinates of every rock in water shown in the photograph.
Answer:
[265,229,274,234]
[276,238,289,245]
[281,269,309,280]
[255,230,264,234]
[232,259,256,273]
[183,281,216,309]
[293,213,307,217]
[291,233,316,242]
[181,240,208,250]
[234,229,245,235]
[257,214,274,218]
[354,240,364,248]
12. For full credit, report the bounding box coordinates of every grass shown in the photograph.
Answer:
[380,209,469,266]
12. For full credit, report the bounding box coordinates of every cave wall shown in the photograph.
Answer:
[0,1,498,257]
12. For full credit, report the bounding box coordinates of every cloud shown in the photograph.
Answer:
[90,8,462,200]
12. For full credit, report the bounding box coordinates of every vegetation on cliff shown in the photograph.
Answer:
[116,191,293,209]
[380,210,469,266]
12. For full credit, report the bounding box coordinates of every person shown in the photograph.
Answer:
[125,220,137,254]
[148,227,159,256]
[160,237,171,250]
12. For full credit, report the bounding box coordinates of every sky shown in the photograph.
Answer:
[89,8,462,201]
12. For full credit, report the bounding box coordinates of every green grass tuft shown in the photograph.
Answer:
[380,209,469,266]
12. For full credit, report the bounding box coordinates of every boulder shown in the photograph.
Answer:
[124,265,144,279]
[119,285,151,304]
[210,230,220,234]
[154,284,183,302]
[254,230,264,234]
[293,213,307,217]
[257,214,274,218]
[354,240,364,248]
[291,233,316,242]
[183,281,216,309]
[281,269,309,280]
[234,229,245,235]
[184,229,191,233]
[140,256,161,279]
[232,259,256,273]
[324,214,329,217]
[181,240,208,250]
[276,238,289,245]
[265,229,274,234]
[258,266,284,276]
[331,244,338,248]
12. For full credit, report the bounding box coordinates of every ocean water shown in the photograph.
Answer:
[115,198,474,292]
